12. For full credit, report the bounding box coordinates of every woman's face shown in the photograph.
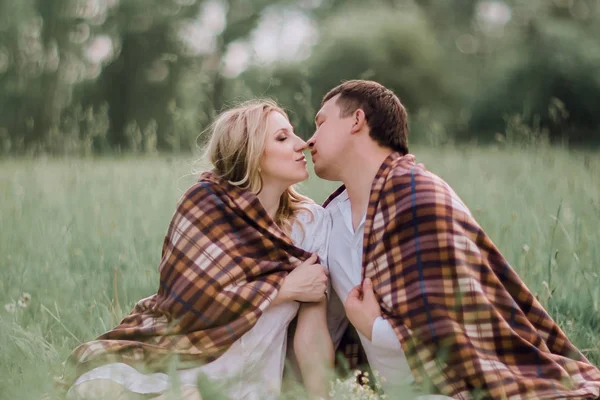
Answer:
[259,111,309,189]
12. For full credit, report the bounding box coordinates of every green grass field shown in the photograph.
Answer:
[1,146,600,399]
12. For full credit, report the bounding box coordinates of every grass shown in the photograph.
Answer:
[1,146,599,399]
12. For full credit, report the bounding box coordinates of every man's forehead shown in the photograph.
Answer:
[316,95,340,118]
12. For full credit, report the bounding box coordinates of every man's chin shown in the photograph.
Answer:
[312,165,335,181]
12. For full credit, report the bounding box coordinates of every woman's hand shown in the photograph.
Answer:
[274,254,329,305]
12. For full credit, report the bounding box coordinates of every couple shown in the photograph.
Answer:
[65,80,600,399]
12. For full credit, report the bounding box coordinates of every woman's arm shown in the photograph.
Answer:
[271,253,328,307]
[294,299,334,399]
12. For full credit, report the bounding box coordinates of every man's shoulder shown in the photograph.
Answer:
[382,157,461,209]
[323,187,348,210]
[387,156,472,216]
[388,156,446,188]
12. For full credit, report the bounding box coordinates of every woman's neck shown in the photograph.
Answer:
[256,183,284,219]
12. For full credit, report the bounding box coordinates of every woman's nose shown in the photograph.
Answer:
[294,137,308,151]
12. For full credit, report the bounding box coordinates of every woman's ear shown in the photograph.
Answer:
[350,109,367,135]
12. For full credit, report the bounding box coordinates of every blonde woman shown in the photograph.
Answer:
[65,100,334,400]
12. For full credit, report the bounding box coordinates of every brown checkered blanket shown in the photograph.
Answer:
[325,153,600,399]
[65,171,312,383]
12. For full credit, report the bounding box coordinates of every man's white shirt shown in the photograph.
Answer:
[325,189,415,389]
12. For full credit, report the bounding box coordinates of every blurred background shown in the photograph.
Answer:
[1,0,600,156]
[2,3,600,397]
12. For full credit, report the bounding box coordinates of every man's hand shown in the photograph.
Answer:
[344,278,382,341]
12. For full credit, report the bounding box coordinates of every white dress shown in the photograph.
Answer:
[68,203,331,400]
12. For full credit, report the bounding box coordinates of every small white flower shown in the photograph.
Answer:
[522,244,530,253]
[567,319,574,328]
[18,292,31,308]
[4,302,16,313]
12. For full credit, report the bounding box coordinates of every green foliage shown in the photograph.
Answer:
[1,0,600,154]
[469,15,600,145]
[307,4,449,109]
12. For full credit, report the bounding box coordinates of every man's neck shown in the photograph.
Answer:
[339,147,393,231]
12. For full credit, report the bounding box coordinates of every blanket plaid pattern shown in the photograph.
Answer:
[65,171,312,383]
[325,153,600,399]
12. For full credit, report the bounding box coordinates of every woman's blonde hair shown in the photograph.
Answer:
[204,99,312,234]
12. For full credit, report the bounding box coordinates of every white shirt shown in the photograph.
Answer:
[325,189,415,390]
[69,203,331,400]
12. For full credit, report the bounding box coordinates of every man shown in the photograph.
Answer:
[307,80,600,399]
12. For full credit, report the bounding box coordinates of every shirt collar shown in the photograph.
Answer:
[333,189,366,233]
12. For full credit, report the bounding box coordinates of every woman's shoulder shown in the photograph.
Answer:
[294,202,330,227]
[290,202,331,257]
[291,202,330,239]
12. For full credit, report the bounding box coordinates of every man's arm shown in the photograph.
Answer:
[294,300,334,399]
[344,278,401,350]
[371,316,402,350]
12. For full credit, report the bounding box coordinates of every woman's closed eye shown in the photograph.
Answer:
[277,135,287,142]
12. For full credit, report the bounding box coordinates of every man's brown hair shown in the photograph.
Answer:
[322,80,409,155]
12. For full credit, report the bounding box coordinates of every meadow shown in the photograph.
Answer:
[1,146,599,399]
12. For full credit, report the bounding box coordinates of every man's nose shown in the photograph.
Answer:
[295,137,308,152]
[305,136,315,148]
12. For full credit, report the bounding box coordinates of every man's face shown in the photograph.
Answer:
[307,95,354,181]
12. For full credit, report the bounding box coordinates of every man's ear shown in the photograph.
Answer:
[349,109,367,135]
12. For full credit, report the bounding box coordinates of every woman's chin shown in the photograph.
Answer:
[288,173,309,186]
[299,171,310,182]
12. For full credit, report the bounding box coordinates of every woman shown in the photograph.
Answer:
[65,100,334,399]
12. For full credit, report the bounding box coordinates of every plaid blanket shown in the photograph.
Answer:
[325,153,600,399]
[65,171,313,383]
